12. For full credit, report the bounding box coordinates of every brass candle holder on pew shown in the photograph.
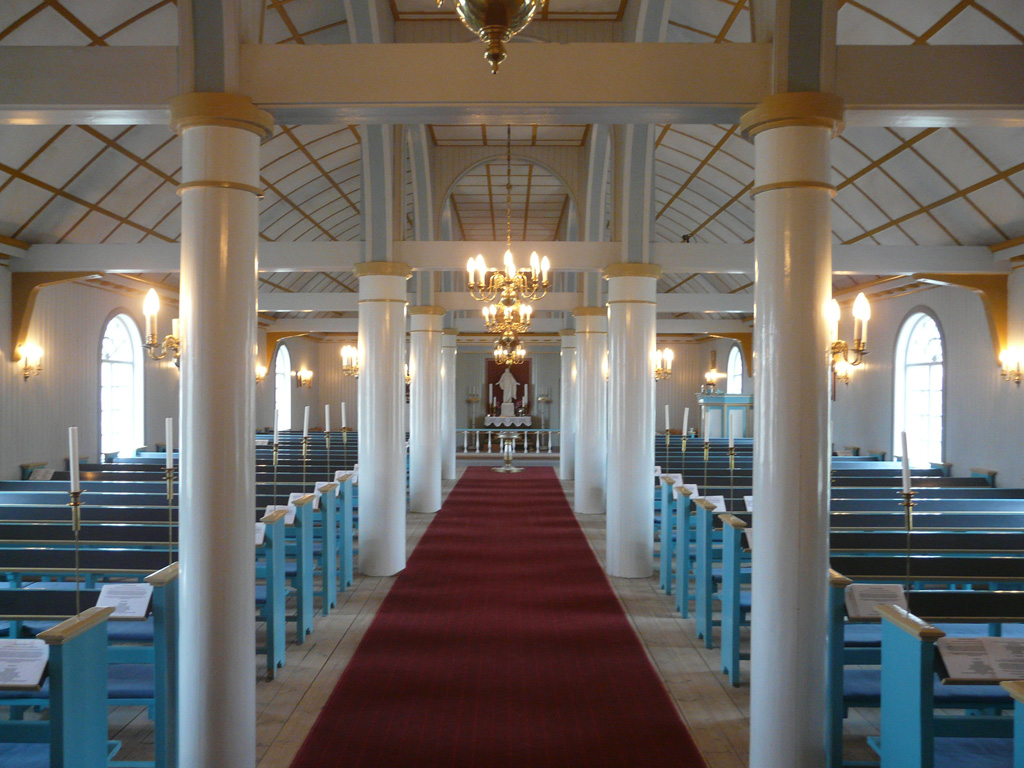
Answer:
[902,489,915,590]
[301,434,310,490]
[164,464,176,565]
[728,445,736,506]
[68,489,82,616]
[664,429,671,472]
[325,432,332,475]
[703,438,710,490]
[272,439,280,504]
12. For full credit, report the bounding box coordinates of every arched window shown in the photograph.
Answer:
[100,314,144,457]
[894,312,944,464]
[726,346,743,394]
[275,345,292,430]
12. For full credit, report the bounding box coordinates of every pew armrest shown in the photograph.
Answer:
[718,514,746,530]
[970,467,997,486]
[828,569,852,589]
[261,508,289,524]
[1001,680,1024,703]
[318,483,338,494]
[291,494,316,507]
[695,499,719,512]
[145,562,179,587]
[876,604,945,640]
[37,606,115,645]
[929,461,952,476]
[660,477,675,486]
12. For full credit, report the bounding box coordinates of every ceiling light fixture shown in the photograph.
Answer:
[437,0,546,74]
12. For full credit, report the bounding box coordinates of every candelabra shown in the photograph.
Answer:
[341,345,360,378]
[435,0,546,73]
[1000,348,1022,386]
[493,333,526,366]
[142,289,181,366]
[655,348,674,381]
[16,343,43,380]
[827,292,871,399]
[483,301,533,337]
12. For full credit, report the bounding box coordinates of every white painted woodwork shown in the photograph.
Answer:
[606,274,657,577]
[16,242,1005,277]
[409,312,443,514]
[749,124,833,768]
[574,313,607,515]
[559,334,576,480]
[357,273,408,575]
[441,332,457,480]
[177,123,260,768]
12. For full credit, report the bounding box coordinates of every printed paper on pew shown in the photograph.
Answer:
[314,481,333,509]
[938,637,1024,683]
[286,493,302,524]
[703,495,726,511]
[743,528,753,550]
[844,584,907,620]
[255,522,266,547]
[654,466,661,477]
[0,639,48,690]
[256,439,269,446]
[97,583,153,620]
[743,496,753,512]
[679,483,700,501]
[28,468,54,480]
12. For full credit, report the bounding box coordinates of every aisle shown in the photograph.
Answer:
[290,467,706,768]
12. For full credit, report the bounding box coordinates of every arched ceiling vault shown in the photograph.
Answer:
[0,0,1021,331]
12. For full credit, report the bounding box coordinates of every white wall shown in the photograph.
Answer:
[0,269,179,479]
[832,282,1024,485]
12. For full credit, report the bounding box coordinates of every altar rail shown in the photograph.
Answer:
[457,429,559,455]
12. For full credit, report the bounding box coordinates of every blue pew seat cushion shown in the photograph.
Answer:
[0,663,154,701]
[0,743,48,768]
[934,737,1012,768]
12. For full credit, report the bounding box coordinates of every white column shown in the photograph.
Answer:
[742,93,844,768]
[573,308,607,515]
[558,329,576,480]
[441,328,458,481]
[172,93,271,768]
[356,262,411,575]
[604,264,660,577]
[409,306,444,513]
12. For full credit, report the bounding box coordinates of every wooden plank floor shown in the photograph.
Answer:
[68,466,882,766]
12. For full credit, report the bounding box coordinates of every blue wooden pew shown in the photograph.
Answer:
[0,606,115,768]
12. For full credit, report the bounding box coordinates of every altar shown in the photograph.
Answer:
[484,415,533,428]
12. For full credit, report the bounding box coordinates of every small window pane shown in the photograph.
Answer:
[100,315,143,458]
[894,312,943,464]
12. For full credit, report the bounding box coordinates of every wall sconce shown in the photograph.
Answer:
[142,289,181,366]
[341,345,360,378]
[654,347,673,381]
[703,349,726,393]
[1000,348,1022,387]
[255,364,268,384]
[827,292,870,399]
[17,343,43,380]
[602,350,609,382]
[295,369,313,388]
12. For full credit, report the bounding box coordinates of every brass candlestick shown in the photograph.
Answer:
[703,440,710,490]
[326,432,332,473]
[902,490,915,589]
[164,465,176,564]
[301,435,310,491]
[272,440,280,504]
[68,489,82,616]
[680,436,688,482]
[729,445,736,508]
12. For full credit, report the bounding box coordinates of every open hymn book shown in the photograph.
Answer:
[0,640,48,691]
[844,584,908,620]
[937,637,1024,683]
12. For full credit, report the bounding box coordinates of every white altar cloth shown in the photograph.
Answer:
[484,416,533,428]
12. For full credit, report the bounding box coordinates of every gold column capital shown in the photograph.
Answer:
[170,93,274,140]
[740,92,845,139]
[408,305,446,316]
[353,261,413,279]
[602,263,662,280]
[573,306,607,317]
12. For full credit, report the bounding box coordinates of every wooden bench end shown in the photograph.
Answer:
[38,606,116,645]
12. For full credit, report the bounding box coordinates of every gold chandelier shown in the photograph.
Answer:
[437,0,546,74]
[493,332,526,366]
[467,126,550,338]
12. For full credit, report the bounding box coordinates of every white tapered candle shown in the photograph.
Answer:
[68,427,80,493]
[728,430,734,449]
[325,404,331,433]
[303,406,310,437]
[165,417,174,469]
[665,405,670,432]
[683,407,689,435]
[273,410,279,443]
[341,402,347,429]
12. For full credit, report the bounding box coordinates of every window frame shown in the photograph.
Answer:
[99,311,145,458]
[892,309,945,465]
[274,344,292,431]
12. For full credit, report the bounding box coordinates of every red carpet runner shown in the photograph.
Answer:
[291,466,707,768]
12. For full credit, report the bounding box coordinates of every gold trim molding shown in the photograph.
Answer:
[177,180,264,198]
[170,93,274,140]
[558,329,575,336]
[740,92,845,139]
[408,305,446,316]
[603,263,662,280]
[573,306,607,317]
[749,181,837,198]
[353,261,413,279]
